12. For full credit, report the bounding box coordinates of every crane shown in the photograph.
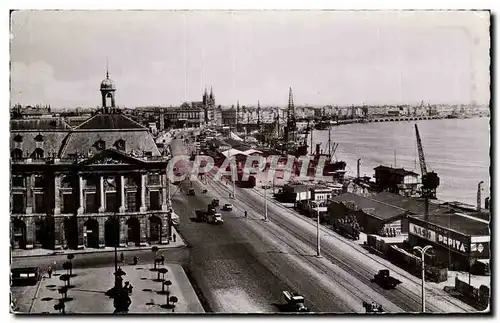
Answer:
[415,124,440,217]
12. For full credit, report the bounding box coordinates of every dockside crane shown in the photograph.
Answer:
[415,124,440,217]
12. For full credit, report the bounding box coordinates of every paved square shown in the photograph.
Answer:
[26,263,204,314]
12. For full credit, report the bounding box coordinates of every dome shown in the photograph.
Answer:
[100,77,116,91]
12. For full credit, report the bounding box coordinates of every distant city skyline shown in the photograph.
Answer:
[11,10,490,109]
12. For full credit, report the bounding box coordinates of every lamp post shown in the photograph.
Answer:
[413,245,433,312]
[262,182,271,221]
[316,205,321,258]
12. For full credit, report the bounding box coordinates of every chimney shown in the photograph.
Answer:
[485,197,490,210]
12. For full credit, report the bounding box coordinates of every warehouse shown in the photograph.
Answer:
[408,213,490,271]
[328,192,408,236]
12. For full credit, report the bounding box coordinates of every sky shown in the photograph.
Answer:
[10,10,490,109]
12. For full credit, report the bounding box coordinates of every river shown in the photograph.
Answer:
[313,117,491,206]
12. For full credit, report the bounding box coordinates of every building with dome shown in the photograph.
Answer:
[10,71,172,250]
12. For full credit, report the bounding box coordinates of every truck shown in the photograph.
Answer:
[195,202,218,223]
[372,269,402,289]
[207,213,224,225]
[282,290,310,312]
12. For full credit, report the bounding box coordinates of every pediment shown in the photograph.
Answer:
[78,149,147,166]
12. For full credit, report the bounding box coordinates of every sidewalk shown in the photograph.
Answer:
[11,227,186,259]
[19,263,204,314]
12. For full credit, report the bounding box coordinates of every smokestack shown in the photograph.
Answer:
[357,159,361,179]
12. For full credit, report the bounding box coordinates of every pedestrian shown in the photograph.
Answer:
[128,284,133,294]
[47,266,53,278]
[244,211,248,218]
[133,256,139,265]
[161,254,165,265]
[173,233,177,242]
[120,252,124,264]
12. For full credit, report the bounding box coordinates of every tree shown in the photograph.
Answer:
[59,274,70,288]
[169,296,178,312]
[151,246,159,270]
[54,300,66,314]
[67,254,74,276]
[58,286,68,300]
[162,279,171,294]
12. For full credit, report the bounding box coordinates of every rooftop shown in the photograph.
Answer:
[409,213,490,236]
[330,192,407,221]
[11,118,72,131]
[76,113,145,130]
[374,165,419,177]
[371,191,450,216]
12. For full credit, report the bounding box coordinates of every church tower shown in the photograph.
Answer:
[100,68,116,114]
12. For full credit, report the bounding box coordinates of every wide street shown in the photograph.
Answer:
[168,132,477,313]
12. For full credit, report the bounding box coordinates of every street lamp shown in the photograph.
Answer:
[413,245,433,312]
[262,181,271,221]
[315,204,321,258]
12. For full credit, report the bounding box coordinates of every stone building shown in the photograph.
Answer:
[10,71,171,250]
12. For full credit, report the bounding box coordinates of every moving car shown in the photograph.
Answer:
[282,290,310,312]
[362,301,385,313]
[222,203,233,211]
[11,267,41,286]
[207,213,224,225]
[372,269,402,289]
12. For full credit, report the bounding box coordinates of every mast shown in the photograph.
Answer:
[328,126,332,158]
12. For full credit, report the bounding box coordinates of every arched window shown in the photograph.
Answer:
[11,149,23,159]
[34,134,44,142]
[13,134,23,142]
[32,148,44,159]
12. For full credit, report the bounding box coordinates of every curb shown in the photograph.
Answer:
[11,244,187,259]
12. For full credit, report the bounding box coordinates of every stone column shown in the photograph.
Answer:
[98,217,105,248]
[54,175,61,215]
[161,214,170,244]
[140,216,148,246]
[98,176,105,213]
[140,174,147,212]
[119,217,127,247]
[119,175,126,213]
[25,216,34,249]
[53,216,63,249]
[77,175,85,215]
[77,217,85,249]
[25,175,33,215]
[161,173,169,211]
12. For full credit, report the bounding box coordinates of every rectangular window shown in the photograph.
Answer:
[85,192,98,213]
[12,193,25,213]
[148,173,160,185]
[149,191,160,210]
[127,191,137,212]
[34,193,45,214]
[106,192,117,213]
[12,176,25,187]
[34,175,45,188]
[63,193,76,214]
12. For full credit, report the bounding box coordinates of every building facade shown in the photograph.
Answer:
[10,72,171,250]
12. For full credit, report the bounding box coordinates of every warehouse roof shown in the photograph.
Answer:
[330,192,407,222]
[409,213,490,236]
[372,192,450,216]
